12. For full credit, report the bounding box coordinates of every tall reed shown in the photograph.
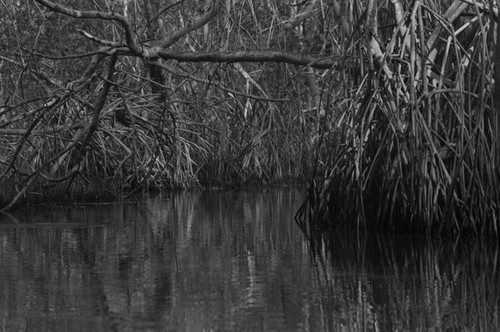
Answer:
[297,0,500,236]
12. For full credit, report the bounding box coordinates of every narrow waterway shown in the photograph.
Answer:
[0,187,498,331]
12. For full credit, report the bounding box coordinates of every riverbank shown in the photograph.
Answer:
[0,171,307,211]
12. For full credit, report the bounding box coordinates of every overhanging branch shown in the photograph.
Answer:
[34,0,142,54]
[33,0,344,70]
[158,0,219,49]
[156,50,341,69]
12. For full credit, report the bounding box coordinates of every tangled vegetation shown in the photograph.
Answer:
[296,0,500,237]
[1,0,329,208]
[1,0,500,237]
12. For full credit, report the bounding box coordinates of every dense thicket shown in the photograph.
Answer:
[295,0,500,236]
[1,0,499,237]
[1,0,332,208]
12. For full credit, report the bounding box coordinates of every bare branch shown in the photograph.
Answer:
[33,0,142,54]
[161,0,218,48]
[283,0,319,30]
[155,50,340,69]
[70,54,119,170]
[77,29,122,47]
[142,0,220,57]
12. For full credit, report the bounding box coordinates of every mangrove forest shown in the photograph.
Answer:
[1,0,500,237]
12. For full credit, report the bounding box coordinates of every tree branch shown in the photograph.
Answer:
[34,0,220,58]
[69,54,118,174]
[33,0,341,71]
[155,50,340,69]
[33,0,142,54]
[77,29,122,47]
[163,0,219,48]
[141,0,220,57]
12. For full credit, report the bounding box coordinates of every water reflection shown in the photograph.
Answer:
[305,231,500,331]
[0,187,498,331]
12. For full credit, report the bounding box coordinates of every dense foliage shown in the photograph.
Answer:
[296,0,500,236]
[1,0,331,208]
[1,0,499,237]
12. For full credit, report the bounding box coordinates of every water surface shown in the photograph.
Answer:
[0,187,498,331]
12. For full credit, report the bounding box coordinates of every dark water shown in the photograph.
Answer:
[0,187,499,331]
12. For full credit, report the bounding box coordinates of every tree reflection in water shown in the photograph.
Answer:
[0,187,498,331]
[301,226,500,331]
